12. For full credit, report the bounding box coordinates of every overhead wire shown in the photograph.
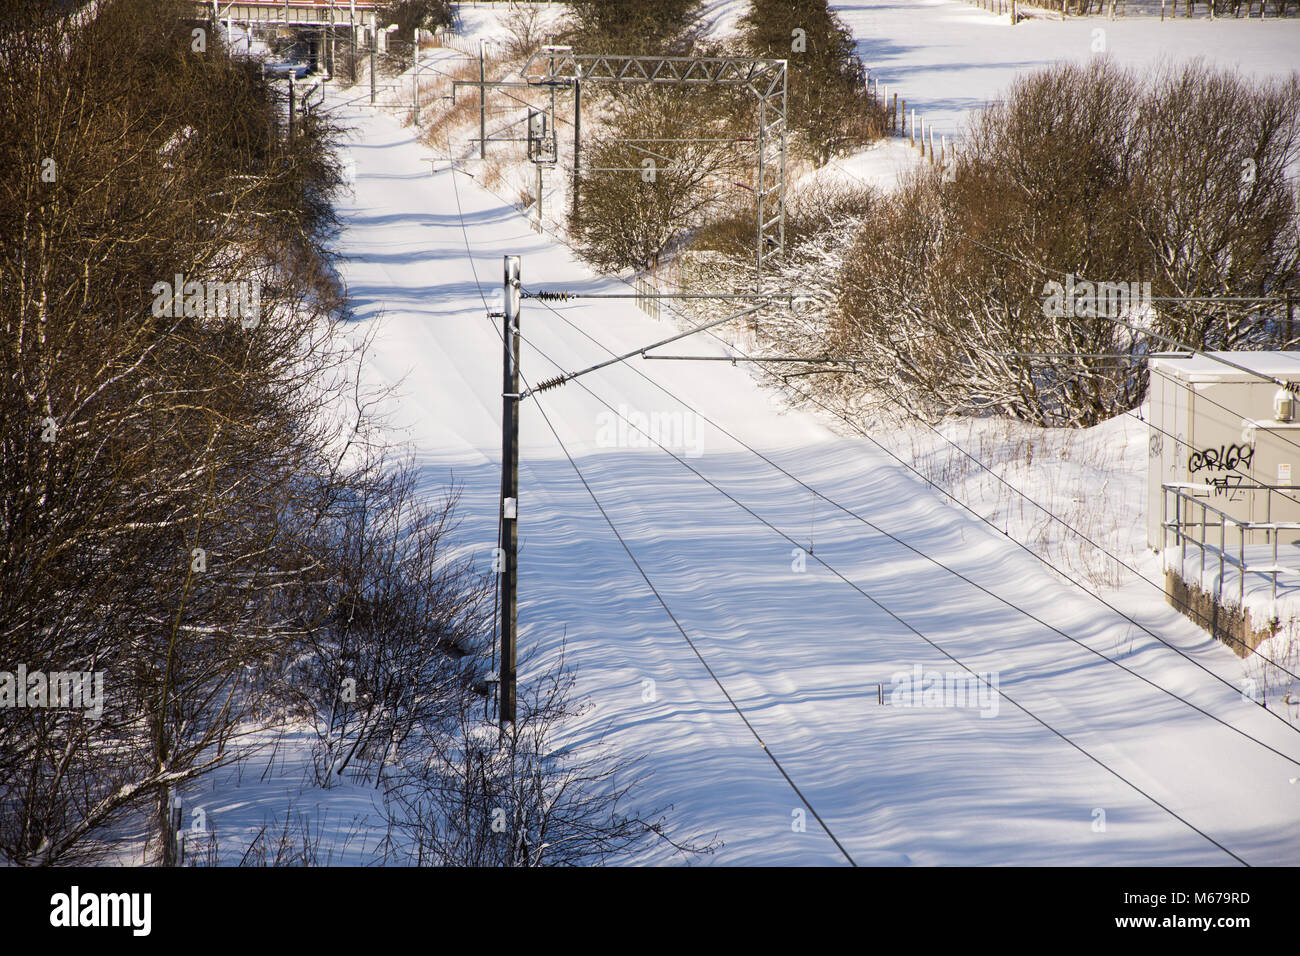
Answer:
[520,286,1300,750]
[449,165,858,864]
[509,290,1255,864]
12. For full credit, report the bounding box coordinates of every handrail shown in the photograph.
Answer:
[1161,481,1300,616]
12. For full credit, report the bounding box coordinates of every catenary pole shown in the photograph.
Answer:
[499,255,521,727]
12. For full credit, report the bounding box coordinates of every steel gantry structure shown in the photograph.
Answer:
[520,48,788,282]
[197,1,381,25]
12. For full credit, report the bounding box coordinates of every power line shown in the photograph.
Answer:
[833,310,1300,673]
[449,163,504,696]
[528,383,859,866]
[449,168,856,863]
[521,288,1300,754]
[815,227,1300,671]
[434,102,1263,860]
[724,155,1300,677]
[512,293,1252,863]
[719,279,1300,683]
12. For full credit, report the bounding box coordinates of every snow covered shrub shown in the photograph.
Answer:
[565,0,705,55]
[288,460,491,789]
[379,647,716,866]
[833,59,1300,428]
[501,2,553,59]
[376,0,454,36]
[741,0,886,166]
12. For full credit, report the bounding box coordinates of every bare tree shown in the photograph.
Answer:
[381,647,719,866]
[571,85,745,272]
[0,0,359,864]
[832,59,1300,428]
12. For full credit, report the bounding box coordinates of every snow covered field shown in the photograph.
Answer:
[164,1,1300,867]
[833,0,1300,142]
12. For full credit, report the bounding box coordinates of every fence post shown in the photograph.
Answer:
[1273,515,1280,615]
[164,792,183,867]
[1286,290,1294,347]
[1239,526,1245,606]
[1179,491,1186,569]
[1219,515,1225,602]
[1199,501,1206,590]
[1161,486,1168,570]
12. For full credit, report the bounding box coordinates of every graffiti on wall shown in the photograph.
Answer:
[1187,443,1254,502]
[1188,443,1253,475]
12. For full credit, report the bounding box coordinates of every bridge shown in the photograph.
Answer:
[193,1,382,26]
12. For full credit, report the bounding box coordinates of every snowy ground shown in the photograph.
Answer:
[833,0,1300,142]
[161,2,1300,866]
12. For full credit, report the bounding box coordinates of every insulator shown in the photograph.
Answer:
[535,375,568,392]
[532,290,572,301]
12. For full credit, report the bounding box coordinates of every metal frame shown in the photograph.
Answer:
[521,49,787,281]
[1161,481,1300,615]
[199,1,381,26]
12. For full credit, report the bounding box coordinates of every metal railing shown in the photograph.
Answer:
[1161,481,1300,615]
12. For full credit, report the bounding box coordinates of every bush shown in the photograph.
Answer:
[833,59,1300,427]
[565,0,703,54]
[0,0,678,868]
[740,0,885,166]
[0,0,367,864]
[377,0,454,35]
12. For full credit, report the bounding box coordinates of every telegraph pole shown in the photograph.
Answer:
[499,255,521,728]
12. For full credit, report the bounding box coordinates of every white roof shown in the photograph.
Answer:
[1148,351,1300,384]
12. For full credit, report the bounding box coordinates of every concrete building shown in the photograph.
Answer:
[1148,352,1300,647]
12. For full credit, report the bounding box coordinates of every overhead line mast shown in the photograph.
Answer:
[493,264,820,726]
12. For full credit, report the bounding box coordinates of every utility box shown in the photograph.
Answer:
[1147,351,1300,550]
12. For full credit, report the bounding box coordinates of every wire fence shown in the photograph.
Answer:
[1011,0,1298,17]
